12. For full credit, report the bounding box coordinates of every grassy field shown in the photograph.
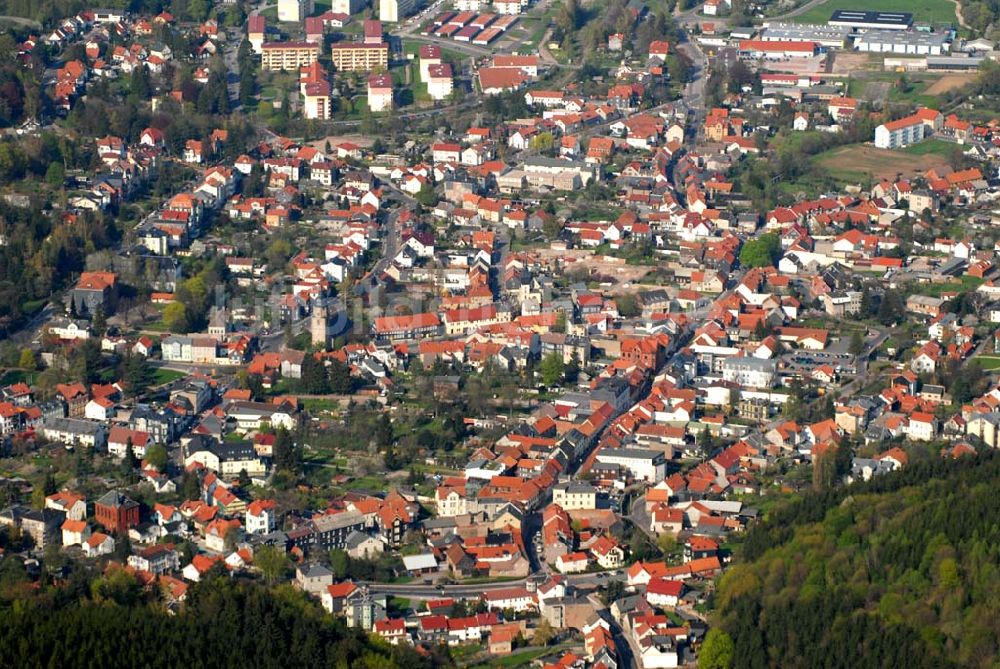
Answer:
[908,275,985,297]
[812,143,951,183]
[847,73,954,108]
[300,397,344,413]
[973,356,1000,370]
[790,0,957,25]
[902,138,959,157]
[467,648,550,669]
[153,368,187,385]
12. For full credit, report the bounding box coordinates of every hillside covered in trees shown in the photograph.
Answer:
[0,573,446,669]
[710,453,1000,669]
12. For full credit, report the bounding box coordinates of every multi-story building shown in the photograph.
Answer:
[379,0,419,22]
[95,490,140,533]
[419,44,441,79]
[367,73,393,112]
[42,417,107,449]
[184,435,268,479]
[426,63,453,100]
[330,0,366,13]
[261,41,321,71]
[278,0,312,22]
[128,544,180,575]
[303,80,332,119]
[551,481,599,510]
[721,356,776,389]
[874,114,926,149]
[595,448,666,483]
[246,499,278,534]
[329,42,388,71]
[21,509,65,549]
[288,510,367,554]
[248,14,265,53]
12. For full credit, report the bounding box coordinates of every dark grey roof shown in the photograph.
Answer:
[96,489,137,509]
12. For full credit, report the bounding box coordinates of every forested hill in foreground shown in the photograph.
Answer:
[0,576,446,669]
[711,452,1000,669]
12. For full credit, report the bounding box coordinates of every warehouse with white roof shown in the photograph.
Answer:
[854,29,951,55]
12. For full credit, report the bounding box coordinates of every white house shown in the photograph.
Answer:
[645,577,684,608]
[482,587,536,612]
[555,551,589,573]
[46,491,87,520]
[83,532,115,557]
[246,499,278,534]
[590,536,625,569]
[61,519,91,547]
[907,413,937,441]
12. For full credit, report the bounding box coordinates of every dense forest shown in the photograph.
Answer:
[0,571,447,669]
[710,452,1000,669]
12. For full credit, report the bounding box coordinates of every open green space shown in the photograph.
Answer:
[300,397,343,412]
[0,369,32,386]
[811,142,952,185]
[908,275,984,297]
[468,648,549,669]
[902,138,960,157]
[153,368,187,385]
[790,0,958,25]
[974,356,1000,370]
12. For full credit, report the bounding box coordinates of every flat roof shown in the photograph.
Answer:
[853,29,949,47]
[829,9,912,27]
[402,553,438,570]
[761,23,851,41]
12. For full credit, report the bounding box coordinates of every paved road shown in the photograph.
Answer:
[674,0,830,26]
[363,567,626,600]
[629,493,654,539]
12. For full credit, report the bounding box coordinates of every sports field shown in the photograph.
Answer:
[790,0,958,26]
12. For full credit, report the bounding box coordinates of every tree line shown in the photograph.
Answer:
[707,451,1000,668]
[0,571,452,669]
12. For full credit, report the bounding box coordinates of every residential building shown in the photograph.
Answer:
[261,42,321,71]
[874,114,926,149]
[722,357,776,389]
[368,73,393,112]
[278,0,312,22]
[595,448,667,483]
[552,481,599,510]
[379,0,419,22]
[329,42,389,71]
[426,63,453,100]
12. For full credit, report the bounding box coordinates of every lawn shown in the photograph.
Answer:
[908,275,985,297]
[972,355,1000,370]
[387,596,411,614]
[468,649,550,669]
[902,138,959,157]
[847,73,952,108]
[790,0,957,25]
[402,41,467,64]
[974,356,1000,370]
[153,368,187,385]
[300,397,343,413]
